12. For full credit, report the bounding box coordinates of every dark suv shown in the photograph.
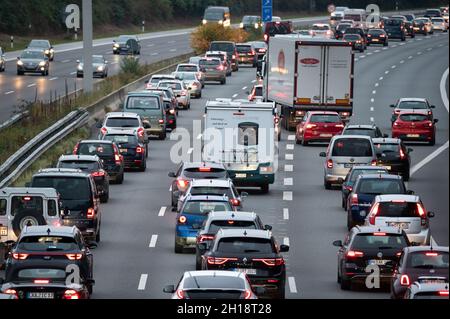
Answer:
[263,21,293,43]
[383,18,407,41]
[373,138,412,180]
[30,168,101,243]
[209,41,239,72]
[201,229,289,299]
[391,15,415,38]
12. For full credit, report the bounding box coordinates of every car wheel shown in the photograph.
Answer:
[197,92,202,99]
[347,211,355,231]
[340,277,351,290]
[302,139,309,146]
[95,228,101,243]
[17,70,23,76]
[324,178,332,190]
[159,132,167,140]
[341,196,346,209]
[278,131,281,142]
[117,173,124,184]
[384,41,389,46]
[401,37,406,41]
[276,284,286,299]
[100,193,108,203]
[359,48,364,53]
[221,78,226,85]
[261,184,269,194]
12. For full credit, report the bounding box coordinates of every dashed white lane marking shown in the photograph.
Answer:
[379,76,384,81]
[370,106,374,111]
[151,53,159,56]
[70,71,77,75]
[367,52,372,55]
[427,47,433,51]
[360,55,366,58]
[288,135,295,141]
[372,90,376,94]
[286,144,294,150]
[400,60,405,64]
[168,40,176,44]
[385,70,389,74]
[371,98,375,103]
[283,237,290,246]
[391,65,396,69]
[27,83,36,88]
[399,43,406,46]
[408,55,413,59]
[62,59,71,63]
[392,45,397,48]
[49,77,58,81]
[5,91,14,95]
[283,208,289,220]
[232,93,238,98]
[288,277,298,294]
[169,185,172,192]
[285,154,294,161]
[251,79,256,83]
[187,148,193,154]
[382,47,389,50]
[417,51,422,55]
[375,83,379,87]
[284,178,293,186]
[370,117,374,122]
[197,134,202,139]
[110,62,118,65]
[147,44,154,47]
[169,49,177,52]
[158,206,166,217]
[417,38,423,41]
[411,141,449,176]
[138,274,148,290]
[284,165,293,172]
[149,235,158,248]
[355,58,359,62]
[375,50,380,53]
[283,191,293,201]
[242,86,247,90]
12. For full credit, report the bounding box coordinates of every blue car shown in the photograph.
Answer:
[346,174,412,230]
[175,195,234,253]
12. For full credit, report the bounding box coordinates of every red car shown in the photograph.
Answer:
[392,112,438,146]
[295,111,345,145]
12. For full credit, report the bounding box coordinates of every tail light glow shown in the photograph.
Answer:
[207,257,238,265]
[176,289,185,299]
[198,167,211,172]
[439,291,449,296]
[137,128,144,137]
[253,258,284,266]
[4,289,18,297]
[101,127,107,135]
[350,194,358,206]
[197,235,214,243]
[230,199,241,207]
[371,160,377,166]
[91,171,105,177]
[244,289,252,299]
[425,252,438,257]
[400,274,410,286]
[158,119,165,124]
[34,279,50,284]
[346,251,364,258]
[136,147,144,154]
[327,159,333,169]
[368,202,380,225]
[177,179,188,189]
[306,124,317,129]
[400,147,406,160]
[73,143,79,155]
[12,253,29,260]
[87,208,95,219]
[66,253,83,260]
[63,289,80,299]
[373,232,387,236]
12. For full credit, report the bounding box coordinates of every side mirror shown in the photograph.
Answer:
[434,119,439,124]
[168,172,176,178]
[95,122,102,129]
[240,192,249,198]
[333,240,343,247]
[163,285,175,294]
[428,211,435,218]
[279,244,289,252]
[264,224,272,231]
[389,104,395,108]
[407,148,413,153]
[430,105,436,109]
[319,152,327,158]
[407,190,415,195]
[197,242,208,251]
[254,287,266,295]
[338,178,344,184]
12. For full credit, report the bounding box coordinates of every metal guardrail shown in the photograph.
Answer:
[0,112,28,133]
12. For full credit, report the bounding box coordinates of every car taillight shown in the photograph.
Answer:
[230,199,241,207]
[207,257,238,265]
[371,160,377,166]
[198,167,211,172]
[178,216,187,224]
[181,91,187,96]
[427,122,433,127]
[169,109,175,115]
[253,258,285,266]
[393,122,400,127]
[114,154,121,165]
[274,117,279,124]
[306,124,317,129]
[396,252,402,257]
[327,159,333,169]
[251,50,256,55]
[12,253,29,260]
[368,202,380,225]
[177,179,189,189]
[416,203,428,226]
[232,55,236,59]
[439,291,449,296]
[425,252,438,256]
[197,235,214,243]
[34,279,50,284]
[335,124,345,128]
[373,232,387,236]
[87,208,95,219]
[344,185,353,192]
[91,171,105,177]
[73,143,79,155]
[380,34,386,37]
[400,147,406,160]
[63,289,80,299]
[137,127,145,137]
[66,253,83,260]
[264,34,268,41]
[400,274,410,286]
[101,127,108,135]
[176,289,185,299]
[259,48,266,53]
[346,251,364,258]
[136,147,144,154]
[3,289,18,298]
[158,119,164,125]
[350,194,359,206]
[243,290,252,299]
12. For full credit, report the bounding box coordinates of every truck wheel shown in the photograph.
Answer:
[174,242,183,254]
[12,210,47,237]
[261,184,269,194]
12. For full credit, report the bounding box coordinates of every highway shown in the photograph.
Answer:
[80,31,449,299]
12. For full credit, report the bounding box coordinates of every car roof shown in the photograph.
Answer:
[206,51,227,55]
[190,179,232,187]
[332,134,373,141]
[177,63,198,67]
[372,138,401,144]
[345,124,377,129]
[216,228,271,239]
[79,140,113,145]
[352,225,404,235]
[21,226,78,237]
[151,74,176,78]
[404,245,449,253]
[375,194,420,203]
[128,91,163,97]
[159,80,183,84]
[104,128,139,136]
[0,188,59,197]
[356,173,403,181]
[183,270,246,279]
[207,211,258,221]
[183,162,226,169]
[184,194,230,202]
[200,57,221,62]
[350,165,388,171]
[105,112,140,119]
[308,111,339,115]
[34,168,90,178]
[398,97,428,103]
[58,155,100,162]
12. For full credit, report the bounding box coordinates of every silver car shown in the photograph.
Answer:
[172,72,202,98]
[77,55,108,78]
[176,63,205,87]
[405,282,449,299]
[365,194,435,245]
[17,49,49,76]
[320,135,377,189]
[157,80,191,109]
[198,58,226,85]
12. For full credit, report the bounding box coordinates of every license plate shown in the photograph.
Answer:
[369,259,389,266]
[27,292,54,299]
[407,134,420,138]
[120,148,128,154]
[373,39,379,42]
[320,134,332,137]
[235,173,247,178]
[0,226,7,236]
[344,163,354,168]
[387,222,409,230]
[384,166,392,170]
[235,268,257,275]
[420,279,446,284]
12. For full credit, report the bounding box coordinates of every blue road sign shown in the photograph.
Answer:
[262,0,272,7]
[262,0,273,23]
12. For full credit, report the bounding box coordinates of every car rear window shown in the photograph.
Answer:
[310,114,341,123]
[312,25,330,30]
[375,143,400,155]
[407,251,448,269]
[199,59,220,66]
[10,196,43,217]
[413,292,449,299]
[59,160,99,171]
[18,236,79,252]
[369,29,384,35]
[337,24,351,31]
[183,167,227,179]
[17,269,66,280]
[217,237,274,254]
[32,177,91,201]
[332,138,373,157]
[398,101,428,109]
[206,54,226,61]
[106,117,140,128]
[399,114,428,122]
[182,201,231,215]
[210,43,235,53]
[183,276,245,289]
[104,135,139,146]
[377,202,420,218]
[209,220,257,233]
[349,169,388,182]
[78,143,114,156]
[126,96,160,110]
[190,187,232,198]
[159,82,182,90]
[343,128,376,138]
[236,46,252,53]
[352,233,408,250]
[357,179,404,194]
[266,23,292,36]
[344,34,361,41]
[178,65,198,72]
[385,19,402,26]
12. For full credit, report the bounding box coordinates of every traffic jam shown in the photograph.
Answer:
[0,5,449,300]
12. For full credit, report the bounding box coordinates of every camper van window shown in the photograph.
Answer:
[0,199,6,215]
[11,196,43,217]
[48,200,58,217]
[128,97,159,110]
[238,123,259,146]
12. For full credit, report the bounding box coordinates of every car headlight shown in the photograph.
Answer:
[240,23,244,28]
[39,61,46,66]
[77,65,83,71]
[114,43,120,48]
[218,20,223,25]
[17,60,23,66]
[202,19,207,25]
[255,23,259,29]
[97,66,104,71]
[50,49,54,53]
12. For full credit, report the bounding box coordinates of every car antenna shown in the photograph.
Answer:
[47,228,51,236]
[243,230,247,236]
[231,213,235,218]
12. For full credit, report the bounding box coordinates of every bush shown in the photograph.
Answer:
[190,24,249,54]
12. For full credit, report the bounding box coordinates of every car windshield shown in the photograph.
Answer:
[17,268,66,280]
[217,237,274,254]
[18,236,79,252]
[344,35,360,41]
[183,167,227,179]
[332,138,373,157]
[59,160,99,171]
[398,101,428,109]
[243,16,258,23]
[190,187,232,198]
[400,114,428,122]
[344,14,362,21]
[375,143,400,155]
[210,43,234,53]
[92,56,104,64]
[209,220,257,234]
[33,177,91,200]
[352,234,408,250]
[310,114,341,123]
[126,96,159,110]
[177,65,198,72]
[182,201,231,215]
[10,196,43,217]
[408,251,449,269]
[159,82,182,90]
[21,51,44,59]
[29,40,49,48]
[104,135,138,146]
[206,54,225,61]
[78,143,114,156]
[204,10,224,21]
[312,25,330,30]
[118,36,132,43]
[357,179,404,194]
[105,117,140,127]
[236,46,252,53]
[349,169,388,182]
[377,202,420,218]
[183,276,245,289]
[343,128,376,138]
[199,59,220,67]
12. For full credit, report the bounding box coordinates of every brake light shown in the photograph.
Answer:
[306,124,317,129]
[396,252,402,257]
[259,48,266,53]
[232,55,236,59]
[274,117,280,124]
[176,289,185,299]
[169,109,175,115]
[66,253,83,260]
[344,185,353,192]
[425,252,438,256]
[267,279,279,283]
[250,50,256,55]
[400,147,406,160]
[12,253,29,260]
[371,159,377,166]
[136,147,144,154]
[373,232,387,236]
[114,154,121,165]
[428,122,433,127]
[91,171,105,177]
[416,203,428,226]
[253,258,285,266]
[394,109,401,114]
[217,65,224,71]
[230,199,241,207]
[207,257,238,265]
[197,235,214,243]
[23,196,31,201]
[198,167,211,172]
[350,194,358,206]
[243,290,252,299]
[368,202,380,225]
[178,216,187,224]
[34,279,50,284]
[264,34,269,41]
[335,124,345,128]
[63,289,80,300]
[439,291,449,296]
[137,127,144,137]
[346,251,364,258]
[177,179,189,189]
[380,34,386,37]
[101,127,107,135]
[400,274,410,286]
[326,159,333,169]
[87,208,95,219]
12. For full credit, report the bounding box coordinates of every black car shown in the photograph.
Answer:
[30,168,102,243]
[342,124,387,138]
[383,18,407,41]
[195,211,272,270]
[335,23,353,39]
[0,265,91,299]
[247,41,267,61]
[367,29,389,46]
[344,27,367,49]
[74,140,125,184]
[209,41,239,72]
[236,43,257,67]
[343,34,365,52]
[102,130,147,172]
[113,35,141,55]
[391,15,415,38]
[373,138,413,180]
[201,229,289,299]
[168,162,230,210]
[333,226,411,290]
[57,155,110,203]
[5,226,96,294]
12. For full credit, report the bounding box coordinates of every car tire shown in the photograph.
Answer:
[159,132,167,140]
[429,136,436,146]
[17,70,23,76]
[302,139,309,146]
[95,228,101,243]
[359,48,364,53]
[403,170,410,182]
[12,209,47,237]
[139,161,147,172]
[401,36,406,41]
[117,173,124,185]
[347,211,355,231]
[221,79,226,85]
[276,285,286,299]
[341,196,346,209]
[384,42,389,46]
[340,277,351,290]
[261,184,269,194]
[100,193,109,203]
[197,92,202,99]
[278,132,281,142]
[324,178,332,190]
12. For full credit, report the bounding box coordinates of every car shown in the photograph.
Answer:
[413,17,434,35]
[163,270,260,299]
[404,281,449,299]
[27,39,54,61]
[443,13,450,27]
[147,86,177,110]
[101,130,147,172]
[171,71,202,98]
[390,246,448,299]
[346,174,411,230]
[76,55,108,78]
[97,112,149,144]
[0,264,91,299]
[339,19,355,26]
[392,112,438,146]
[168,162,230,211]
[367,28,389,46]
[236,43,257,67]
[320,135,377,189]
[390,98,435,123]
[373,138,412,180]
[145,74,177,90]
[431,17,448,31]
[4,226,96,294]
[198,57,227,84]
[247,84,263,102]
[240,15,263,30]
[174,195,234,253]
[310,23,334,38]
[175,63,205,87]
[263,21,293,43]
[425,8,443,18]
[157,80,190,110]
[0,47,5,72]
[205,51,232,76]
[202,6,231,27]
[17,49,49,76]
[57,155,110,203]
[201,229,289,299]
[195,211,272,270]
[342,124,387,139]
[296,111,345,145]
[145,89,177,130]
[341,166,389,210]
[73,140,125,184]
[365,195,435,245]
[209,41,239,72]
[246,41,267,61]
[383,18,407,41]
[343,34,365,52]
[333,226,412,290]
[177,179,246,213]
[343,27,367,48]
[335,23,353,39]
[30,168,102,243]
[391,15,415,37]
[112,35,141,55]
[188,56,203,65]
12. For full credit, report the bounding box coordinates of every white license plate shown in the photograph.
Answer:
[120,148,128,153]
[369,259,389,266]
[235,268,257,275]
[387,222,409,230]
[0,226,7,236]
[235,173,247,178]
[373,39,379,42]
[407,134,420,138]
[27,292,54,299]
[344,163,354,168]
[320,134,332,137]
[420,279,446,284]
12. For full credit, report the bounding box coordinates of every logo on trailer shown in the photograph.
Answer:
[300,58,320,65]
[278,50,285,70]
